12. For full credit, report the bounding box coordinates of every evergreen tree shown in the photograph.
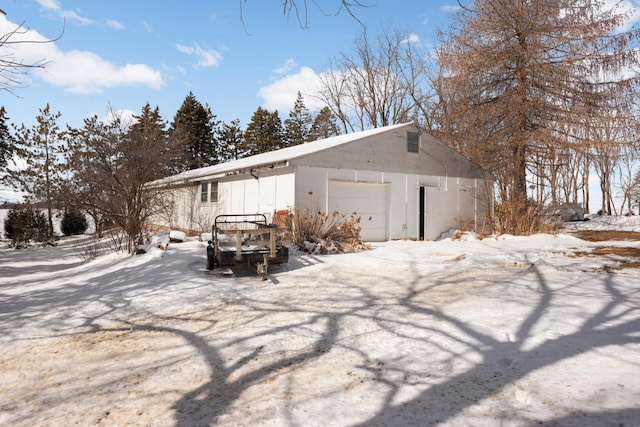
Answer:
[3,207,48,247]
[0,106,14,168]
[243,107,284,156]
[309,106,340,141]
[60,208,88,236]
[170,92,219,171]
[218,119,245,162]
[11,104,65,239]
[127,103,175,177]
[283,91,313,147]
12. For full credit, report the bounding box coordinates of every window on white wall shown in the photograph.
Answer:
[407,131,420,153]
[210,181,218,202]
[200,181,218,203]
[200,182,209,202]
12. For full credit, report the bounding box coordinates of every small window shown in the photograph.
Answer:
[407,131,420,153]
[200,182,209,202]
[210,181,218,202]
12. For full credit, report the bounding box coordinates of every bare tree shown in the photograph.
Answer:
[317,27,435,133]
[589,108,635,215]
[435,0,640,233]
[614,139,640,216]
[65,106,178,253]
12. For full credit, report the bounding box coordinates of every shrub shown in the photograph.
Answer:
[290,207,370,254]
[451,217,477,240]
[490,199,560,235]
[3,207,49,247]
[61,209,88,236]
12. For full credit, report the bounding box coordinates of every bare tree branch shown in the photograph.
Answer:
[239,0,368,31]
[0,17,64,95]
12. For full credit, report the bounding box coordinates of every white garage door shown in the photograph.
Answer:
[328,181,388,242]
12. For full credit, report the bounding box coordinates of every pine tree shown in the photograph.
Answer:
[11,104,65,239]
[309,106,340,141]
[0,106,14,169]
[170,92,219,171]
[243,107,284,156]
[283,91,313,147]
[218,119,245,162]
[127,103,175,178]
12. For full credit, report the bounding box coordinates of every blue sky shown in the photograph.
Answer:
[1,0,460,130]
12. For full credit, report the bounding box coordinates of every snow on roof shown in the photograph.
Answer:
[150,122,413,186]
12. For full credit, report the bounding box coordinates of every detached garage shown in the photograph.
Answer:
[149,122,488,241]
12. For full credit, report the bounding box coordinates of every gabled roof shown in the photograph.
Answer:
[150,122,413,186]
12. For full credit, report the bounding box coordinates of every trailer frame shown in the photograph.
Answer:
[206,213,289,279]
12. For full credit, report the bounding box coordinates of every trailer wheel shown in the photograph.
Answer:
[206,241,216,270]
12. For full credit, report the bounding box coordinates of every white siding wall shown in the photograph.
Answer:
[151,169,296,232]
[149,185,223,233]
[294,166,328,212]
[153,166,483,240]
[295,166,482,241]
[220,170,295,221]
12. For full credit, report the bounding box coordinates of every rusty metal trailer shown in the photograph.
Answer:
[206,214,289,279]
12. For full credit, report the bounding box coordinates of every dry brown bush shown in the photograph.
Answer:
[451,217,477,240]
[489,200,560,236]
[289,207,370,254]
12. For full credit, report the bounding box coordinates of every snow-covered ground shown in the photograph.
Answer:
[1,216,639,426]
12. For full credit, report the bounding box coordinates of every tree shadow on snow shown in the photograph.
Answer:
[3,240,639,426]
[111,255,639,427]
[357,262,640,426]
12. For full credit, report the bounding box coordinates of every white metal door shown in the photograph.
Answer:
[328,181,388,241]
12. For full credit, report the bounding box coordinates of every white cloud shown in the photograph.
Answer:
[143,21,154,33]
[35,0,59,9]
[440,5,462,14]
[101,109,137,127]
[35,0,95,25]
[176,44,194,55]
[401,33,420,44]
[0,15,164,94]
[258,66,324,112]
[274,58,297,75]
[43,54,164,94]
[176,43,222,68]
[105,19,125,30]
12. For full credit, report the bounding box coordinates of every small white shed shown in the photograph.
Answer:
[149,122,487,241]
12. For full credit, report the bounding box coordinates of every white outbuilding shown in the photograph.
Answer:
[148,122,488,241]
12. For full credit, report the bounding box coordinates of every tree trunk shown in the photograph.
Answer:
[512,141,529,231]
